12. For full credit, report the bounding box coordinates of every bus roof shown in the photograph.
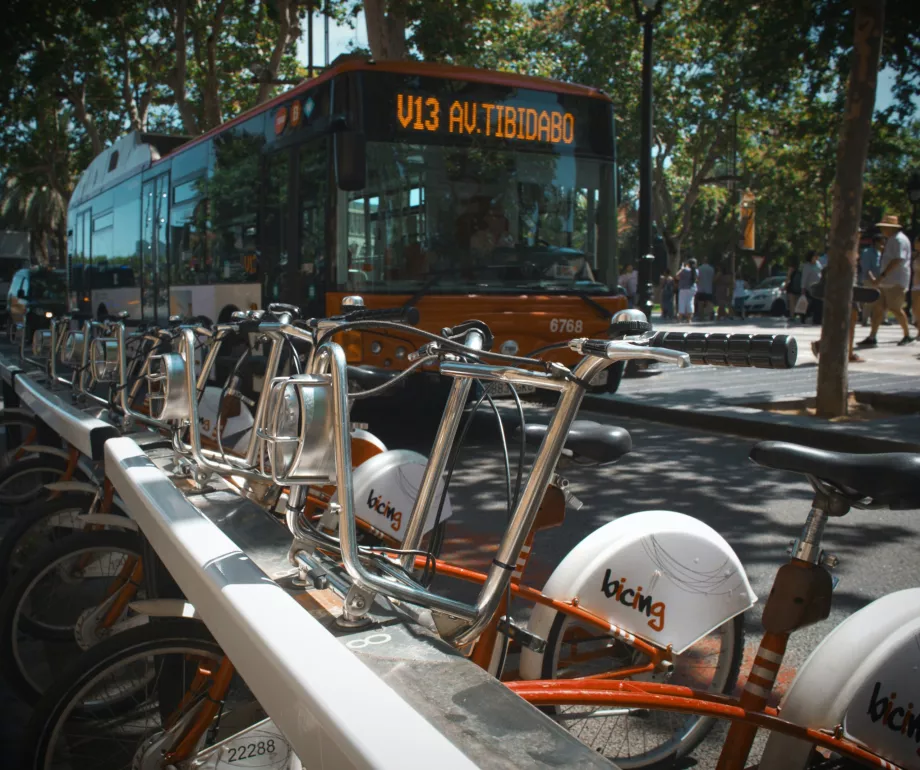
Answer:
[152,57,612,166]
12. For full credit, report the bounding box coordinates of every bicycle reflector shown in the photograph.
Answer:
[90,338,119,383]
[31,330,52,358]
[146,353,190,421]
[62,331,85,365]
[258,374,336,484]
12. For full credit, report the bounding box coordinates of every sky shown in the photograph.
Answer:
[296,10,915,116]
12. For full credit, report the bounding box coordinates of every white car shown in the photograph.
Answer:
[743,276,787,316]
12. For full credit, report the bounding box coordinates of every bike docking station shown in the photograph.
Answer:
[0,346,619,769]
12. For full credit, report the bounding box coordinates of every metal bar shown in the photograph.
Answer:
[399,329,485,567]
[104,436,479,769]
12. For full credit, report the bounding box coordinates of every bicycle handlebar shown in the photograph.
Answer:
[333,305,420,326]
[647,331,797,369]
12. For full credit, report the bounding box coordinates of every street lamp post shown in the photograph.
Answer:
[634,0,663,321]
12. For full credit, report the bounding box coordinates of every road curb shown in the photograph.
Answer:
[582,395,920,454]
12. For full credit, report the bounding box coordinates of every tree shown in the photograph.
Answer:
[815,0,885,418]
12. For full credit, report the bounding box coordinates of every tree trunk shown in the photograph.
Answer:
[68,81,103,157]
[257,0,299,103]
[169,0,200,135]
[815,0,885,418]
[364,0,407,60]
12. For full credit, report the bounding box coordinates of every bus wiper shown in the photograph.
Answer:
[575,291,613,320]
[402,274,440,309]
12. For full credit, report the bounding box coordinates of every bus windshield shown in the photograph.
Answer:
[339,143,615,296]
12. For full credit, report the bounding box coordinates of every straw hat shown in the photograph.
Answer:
[876,215,902,231]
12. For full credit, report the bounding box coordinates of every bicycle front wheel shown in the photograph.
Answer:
[0,455,78,507]
[0,531,143,704]
[21,618,262,770]
[540,612,744,768]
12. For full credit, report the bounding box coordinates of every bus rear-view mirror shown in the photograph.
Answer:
[334,130,366,192]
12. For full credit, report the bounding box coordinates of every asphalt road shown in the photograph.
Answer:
[362,400,920,768]
[2,394,918,768]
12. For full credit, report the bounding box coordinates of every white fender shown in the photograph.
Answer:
[53,513,138,531]
[21,444,70,461]
[760,588,920,770]
[198,386,254,452]
[43,480,100,495]
[330,449,452,543]
[128,599,199,619]
[520,510,755,679]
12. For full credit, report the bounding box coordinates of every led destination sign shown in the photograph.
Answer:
[396,93,576,145]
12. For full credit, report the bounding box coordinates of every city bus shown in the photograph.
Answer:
[66,57,627,394]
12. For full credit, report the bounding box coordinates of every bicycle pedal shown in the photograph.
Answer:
[497,617,546,654]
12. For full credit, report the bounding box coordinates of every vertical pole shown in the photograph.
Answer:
[324,2,330,66]
[307,6,314,78]
[636,18,655,320]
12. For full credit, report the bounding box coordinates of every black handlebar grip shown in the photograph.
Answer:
[342,305,420,326]
[648,331,797,369]
[581,339,611,358]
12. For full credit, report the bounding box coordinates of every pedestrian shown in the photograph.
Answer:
[659,267,675,320]
[677,258,698,323]
[733,274,748,319]
[619,263,638,308]
[696,257,715,320]
[800,251,822,324]
[859,233,884,325]
[859,215,914,347]
[785,260,802,319]
[714,265,732,320]
[810,278,877,364]
[911,234,920,339]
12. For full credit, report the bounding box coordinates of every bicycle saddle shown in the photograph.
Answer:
[750,441,920,509]
[520,420,632,466]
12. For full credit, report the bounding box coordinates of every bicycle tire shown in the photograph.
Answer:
[539,611,745,768]
[0,454,85,507]
[0,492,98,587]
[0,410,41,467]
[0,530,143,705]
[21,619,259,770]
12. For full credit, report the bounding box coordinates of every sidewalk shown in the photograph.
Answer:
[584,316,920,452]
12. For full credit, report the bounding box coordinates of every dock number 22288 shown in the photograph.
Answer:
[549,318,583,333]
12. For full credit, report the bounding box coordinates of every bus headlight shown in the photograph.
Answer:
[370,341,382,355]
[44,311,53,319]
[62,331,85,365]
[500,339,519,355]
[146,354,190,421]
[31,330,52,358]
[257,375,336,484]
[90,338,119,383]
[395,346,407,359]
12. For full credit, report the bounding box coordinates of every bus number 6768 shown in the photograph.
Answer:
[549,318,583,333]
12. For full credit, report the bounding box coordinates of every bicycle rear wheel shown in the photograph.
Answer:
[539,612,744,768]
[21,619,263,770]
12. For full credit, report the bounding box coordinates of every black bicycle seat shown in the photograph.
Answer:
[520,420,632,466]
[750,441,920,509]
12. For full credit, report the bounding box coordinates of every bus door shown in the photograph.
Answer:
[295,139,329,317]
[72,210,92,313]
[141,173,170,323]
[261,150,292,308]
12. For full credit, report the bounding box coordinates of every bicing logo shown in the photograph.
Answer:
[600,570,666,632]
[866,681,920,756]
[366,489,403,532]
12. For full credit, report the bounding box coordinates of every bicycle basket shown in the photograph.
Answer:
[31,329,52,358]
[257,374,337,484]
[146,353,190,421]
[62,331,85,365]
[90,337,119,383]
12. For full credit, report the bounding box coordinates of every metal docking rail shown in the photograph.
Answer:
[0,352,618,770]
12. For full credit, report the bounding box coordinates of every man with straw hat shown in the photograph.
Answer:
[858,215,913,347]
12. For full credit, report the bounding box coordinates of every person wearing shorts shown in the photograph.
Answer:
[911,235,920,338]
[677,259,698,322]
[859,215,913,347]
